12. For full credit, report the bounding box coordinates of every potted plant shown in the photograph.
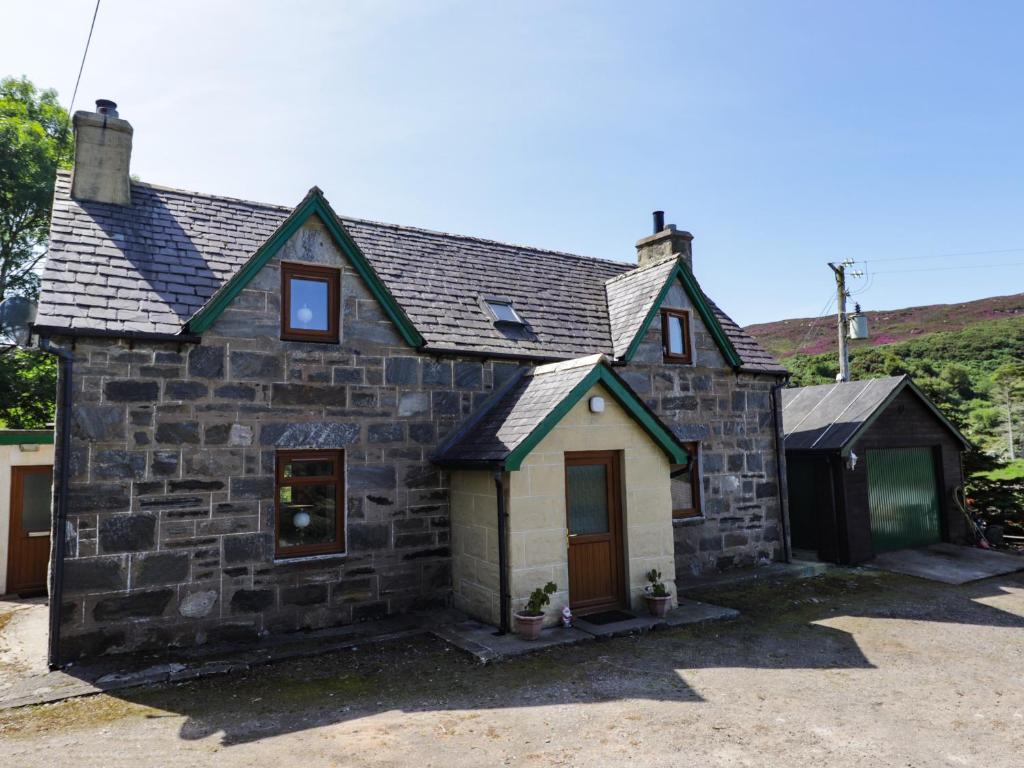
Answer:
[643,569,672,618]
[514,581,557,640]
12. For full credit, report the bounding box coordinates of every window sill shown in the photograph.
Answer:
[672,516,706,527]
[273,551,348,565]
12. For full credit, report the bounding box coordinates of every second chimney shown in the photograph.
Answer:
[70,99,133,205]
[636,212,693,270]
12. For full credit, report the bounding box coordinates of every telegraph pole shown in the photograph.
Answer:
[828,262,850,382]
[828,261,864,382]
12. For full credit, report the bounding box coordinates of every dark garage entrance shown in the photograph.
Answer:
[782,376,969,564]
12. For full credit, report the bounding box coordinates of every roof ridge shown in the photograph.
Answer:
[56,170,635,271]
[604,254,679,285]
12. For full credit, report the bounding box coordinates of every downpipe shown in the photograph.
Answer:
[37,337,73,669]
[493,470,511,635]
[769,381,793,563]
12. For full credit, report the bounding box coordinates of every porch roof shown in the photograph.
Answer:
[432,354,689,471]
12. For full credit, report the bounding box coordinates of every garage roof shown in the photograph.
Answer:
[781,375,970,454]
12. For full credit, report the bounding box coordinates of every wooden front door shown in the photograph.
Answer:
[565,451,625,614]
[6,465,53,596]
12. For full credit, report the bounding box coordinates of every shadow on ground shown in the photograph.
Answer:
[4,569,1022,747]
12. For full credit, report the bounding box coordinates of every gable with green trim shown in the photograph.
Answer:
[504,362,689,471]
[185,189,424,348]
[610,260,742,368]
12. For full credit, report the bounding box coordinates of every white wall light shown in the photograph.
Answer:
[589,396,605,413]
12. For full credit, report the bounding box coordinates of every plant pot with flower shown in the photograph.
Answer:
[643,569,672,618]
[514,581,557,640]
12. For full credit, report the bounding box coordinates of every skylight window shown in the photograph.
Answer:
[483,298,524,326]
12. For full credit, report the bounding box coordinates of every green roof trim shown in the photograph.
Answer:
[0,429,54,445]
[622,260,743,369]
[503,363,690,471]
[185,188,425,347]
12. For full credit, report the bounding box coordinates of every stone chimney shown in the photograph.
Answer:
[635,211,693,270]
[71,99,132,205]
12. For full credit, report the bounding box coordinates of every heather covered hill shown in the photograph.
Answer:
[747,292,1024,359]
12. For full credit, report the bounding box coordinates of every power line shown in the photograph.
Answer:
[793,292,836,355]
[855,246,1024,265]
[869,262,1024,275]
[68,0,101,116]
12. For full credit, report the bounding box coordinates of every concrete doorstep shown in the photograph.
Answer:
[0,597,738,710]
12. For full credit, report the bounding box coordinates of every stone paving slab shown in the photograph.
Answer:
[868,543,1024,585]
[0,598,739,709]
[678,560,832,592]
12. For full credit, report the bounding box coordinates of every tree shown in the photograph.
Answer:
[992,363,1024,460]
[0,76,71,302]
[0,348,56,428]
[0,76,68,428]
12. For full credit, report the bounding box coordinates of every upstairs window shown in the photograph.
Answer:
[275,449,346,558]
[670,442,702,519]
[483,297,525,326]
[661,308,692,363]
[281,262,340,342]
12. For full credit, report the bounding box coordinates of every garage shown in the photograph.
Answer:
[781,376,969,564]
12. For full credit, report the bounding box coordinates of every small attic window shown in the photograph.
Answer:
[281,262,340,342]
[483,298,524,326]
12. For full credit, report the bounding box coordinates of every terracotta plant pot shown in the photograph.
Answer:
[644,594,672,618]
[514,612,545,640]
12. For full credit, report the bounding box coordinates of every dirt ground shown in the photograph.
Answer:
[1,569,1021,767]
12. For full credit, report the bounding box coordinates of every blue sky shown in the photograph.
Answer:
[5,1,1023,325]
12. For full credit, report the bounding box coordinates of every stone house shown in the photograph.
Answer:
[33,101,789,662]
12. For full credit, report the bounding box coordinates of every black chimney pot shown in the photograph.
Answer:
[652,210,665,234]
[95,99,119,117]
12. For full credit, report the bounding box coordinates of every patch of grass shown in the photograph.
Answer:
[0,695,165,739]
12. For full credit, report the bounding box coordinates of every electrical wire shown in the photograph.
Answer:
[856,247,1024,264]
[67,0,101,117]
[868,262,1024,275]
[792,293,837,355]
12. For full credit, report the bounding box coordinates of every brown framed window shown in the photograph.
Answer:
[670,442,702,519]
[281,262,340,342]
[661,308,692,363]
[275,449,345,558]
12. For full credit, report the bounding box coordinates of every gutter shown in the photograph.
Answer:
[36,337,73,669]
[31,325,201,344]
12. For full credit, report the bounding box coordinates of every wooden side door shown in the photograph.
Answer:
[565,451,625,614]
[6,465,53,596]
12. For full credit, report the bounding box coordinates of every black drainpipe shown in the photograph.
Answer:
[38,337,73,669]
[769,380,793,563]
[493,469,511,635]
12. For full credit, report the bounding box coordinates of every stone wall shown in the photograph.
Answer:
[53,220,785,659]
[449,470,501,625]
[56,217,519,659]
[622,281,787,581]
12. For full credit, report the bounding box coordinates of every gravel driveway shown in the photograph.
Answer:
[1,569,1021,767]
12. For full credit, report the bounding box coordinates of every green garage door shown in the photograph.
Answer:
[867,447,941,553]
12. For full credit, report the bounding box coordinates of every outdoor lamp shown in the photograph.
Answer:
[847,452,858,471]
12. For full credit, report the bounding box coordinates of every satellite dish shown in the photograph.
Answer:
[0,296,37,347]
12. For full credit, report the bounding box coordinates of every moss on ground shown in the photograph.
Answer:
[0,569,936,740]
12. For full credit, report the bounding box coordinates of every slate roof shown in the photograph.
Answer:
[781,375,969,452]
[605,255,676,358]
[433,354,687,467]
[38,171,783,371]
